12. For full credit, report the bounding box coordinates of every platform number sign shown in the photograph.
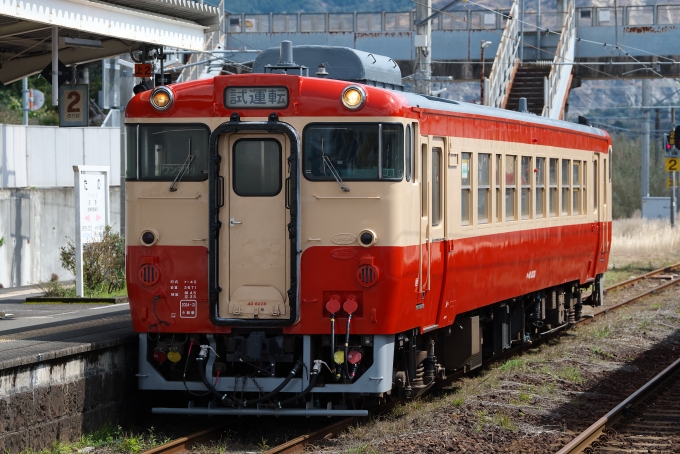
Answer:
[58,84,88,127]
[666,158,679,172]
[134,63,153,78]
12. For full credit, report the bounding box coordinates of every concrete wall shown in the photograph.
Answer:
[0,125,122,189]
[0,187,122,288]
[0,343,138,453]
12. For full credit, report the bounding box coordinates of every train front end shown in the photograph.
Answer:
[125,48,418,416]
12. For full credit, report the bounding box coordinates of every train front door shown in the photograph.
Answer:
[217,133,291,320]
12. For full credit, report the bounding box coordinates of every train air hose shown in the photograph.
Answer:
[196,346,305,408]
[272,360,324,409]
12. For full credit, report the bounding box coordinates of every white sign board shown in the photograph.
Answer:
[74,166,110,296]
[59,84,89,127]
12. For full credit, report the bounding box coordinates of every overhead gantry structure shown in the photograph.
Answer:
[0,0,219,90]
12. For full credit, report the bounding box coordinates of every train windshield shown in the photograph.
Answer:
[303,123,404,181]
[125,124,209,181]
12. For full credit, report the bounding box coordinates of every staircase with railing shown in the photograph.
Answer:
[485,0,520,109]
[542,0,576,119]
[487,0,575,119]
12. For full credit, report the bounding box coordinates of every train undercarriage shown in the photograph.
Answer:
[141,275,604,416]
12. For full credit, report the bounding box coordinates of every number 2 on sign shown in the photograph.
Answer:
[666,158,679,172]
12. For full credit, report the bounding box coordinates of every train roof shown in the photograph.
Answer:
[253,45,403,90]
[397,91,607,138]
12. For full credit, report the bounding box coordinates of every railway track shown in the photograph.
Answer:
[557,357,680,454]
[142,262,680,454]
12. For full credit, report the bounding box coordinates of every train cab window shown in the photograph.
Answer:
[561,159,570,215]
[126,124,210,181]
[536,157,545,218]
[303,123,403,181]
[572,161,581,214]
[405,125,412,182]
[505,155,516,221]
[461,152,471,225]
[233,139,282,196]
[478,153,490,224]
[520,156,531,219]
[432,148,442,226]
[549,158,558,216]
[495,154,501,222]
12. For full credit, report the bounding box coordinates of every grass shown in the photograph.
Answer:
[610,218,680,268]
[592,325,613,338]
[498,358,526,373]
[17,425,169,454]
[557,366,585,384]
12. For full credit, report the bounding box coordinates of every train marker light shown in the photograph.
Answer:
[341,85,366,110]
[150,86,174,111]
[348,350,362,364]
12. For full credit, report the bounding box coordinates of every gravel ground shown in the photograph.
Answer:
[307,284,680,454]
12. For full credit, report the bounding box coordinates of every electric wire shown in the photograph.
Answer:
[409,0,637,85]
[462,0,677,65]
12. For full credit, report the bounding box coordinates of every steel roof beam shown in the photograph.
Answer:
[0,0,209,51]
[0,21,52,38]
[0,38,142,85]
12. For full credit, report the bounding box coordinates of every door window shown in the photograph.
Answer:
[432,148,442,226]
[233,139,282,196]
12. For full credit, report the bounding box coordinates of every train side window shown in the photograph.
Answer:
[478,153,490,224]
[572,161,581,214]
[405,125,411,182]
[233,139,282,196]
[432,147,442,226]
[582,160,587,215]
[561,159,570,215]
[536,157,545,218]
[461,152,471,225]
[495,154,502,222]
[549,158,558,216]
[521,156,531,219]
[422,144,428,218]
[505,155,516,221]
[593,160,598,213]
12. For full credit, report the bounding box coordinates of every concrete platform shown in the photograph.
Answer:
[0,285,134,370]
[0,286,139,453]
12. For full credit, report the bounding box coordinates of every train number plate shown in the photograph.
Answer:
[180,300,197,318]
[225,86,288,108]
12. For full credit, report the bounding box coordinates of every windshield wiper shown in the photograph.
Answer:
[321,138,350,192]
[169,138,195,192]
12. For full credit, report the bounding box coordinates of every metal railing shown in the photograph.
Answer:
[485,0,520,109]
[542,0,575,119]
[225,5,680,34]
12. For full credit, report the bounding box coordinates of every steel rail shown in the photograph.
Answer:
[557,356,680,454]
[142,262,680,454]
[603,261,680,294]
[142,427,225,454]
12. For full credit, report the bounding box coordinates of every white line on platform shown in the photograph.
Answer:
[90,303,129,310]
[0,289,41,299]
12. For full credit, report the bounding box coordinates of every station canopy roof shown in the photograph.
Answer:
[0,0,219,86]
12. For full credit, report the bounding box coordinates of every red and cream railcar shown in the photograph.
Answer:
[125,44,611,416]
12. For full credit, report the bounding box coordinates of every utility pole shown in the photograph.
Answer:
[415,0,432,95]
[655,108,661,165]
[21,78,29,125]
[673,107,677,227]
[642,78,651,199]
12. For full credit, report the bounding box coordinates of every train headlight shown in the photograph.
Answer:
[359,229,377,247]
[150,86,174,111]
[341,85,366,110]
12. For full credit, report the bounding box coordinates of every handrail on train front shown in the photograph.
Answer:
[485,0,520,109]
